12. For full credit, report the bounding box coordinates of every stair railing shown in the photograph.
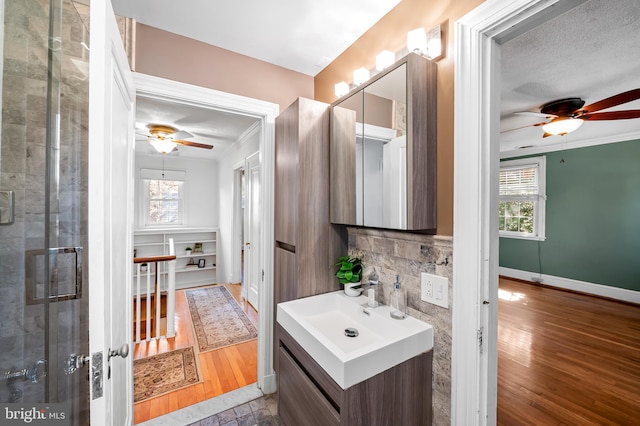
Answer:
[133,238,177,342]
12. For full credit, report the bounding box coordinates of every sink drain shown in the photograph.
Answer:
[344,327,359,338]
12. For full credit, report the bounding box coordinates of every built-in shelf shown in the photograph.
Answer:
[134,227,218,290]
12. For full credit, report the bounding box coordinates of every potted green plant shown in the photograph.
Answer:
[335,256,363,296]
[185,247,193,256]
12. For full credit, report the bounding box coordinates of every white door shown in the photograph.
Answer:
[88,1,136,424]
[244,152,261,310]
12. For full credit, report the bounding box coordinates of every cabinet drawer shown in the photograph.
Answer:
[279,347,340,426]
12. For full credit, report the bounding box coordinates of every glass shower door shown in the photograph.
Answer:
[0,0,90,424]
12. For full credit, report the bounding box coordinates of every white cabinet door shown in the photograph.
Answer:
[88,1,135,424]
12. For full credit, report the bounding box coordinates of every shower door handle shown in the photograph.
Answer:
[25,247,83,304]
[0,190,15,225]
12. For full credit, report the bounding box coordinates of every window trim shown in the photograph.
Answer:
[499,156,546,241]
[140,168,187,228]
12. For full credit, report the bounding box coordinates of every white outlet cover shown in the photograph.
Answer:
[421,272,449,309]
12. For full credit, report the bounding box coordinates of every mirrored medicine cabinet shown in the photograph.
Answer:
[330,52,437,231]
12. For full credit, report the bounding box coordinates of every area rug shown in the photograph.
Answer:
[133,347,200,403]
[185,286,258,352]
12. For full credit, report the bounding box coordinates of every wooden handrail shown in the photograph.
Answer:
[133,255,176,263]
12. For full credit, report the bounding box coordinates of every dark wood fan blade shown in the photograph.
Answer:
[174,139,213,149]
[580,89,640,113]
[581,110,640,120]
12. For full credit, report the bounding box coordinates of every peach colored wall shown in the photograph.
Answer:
[315,0,485,236]
[134,24,314,112]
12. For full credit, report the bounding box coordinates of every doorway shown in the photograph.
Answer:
[452,0,587,423]
[131,73,278,422]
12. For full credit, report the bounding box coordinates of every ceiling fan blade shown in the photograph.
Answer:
[581,110,640,120]
[500,121,548,133]
[173,130,194,139]
[580,88,640,114]
[174,139,213,149]
[514,111,556,119]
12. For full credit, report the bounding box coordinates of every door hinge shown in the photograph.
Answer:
[477,327,484,354]
[261,269,264,281]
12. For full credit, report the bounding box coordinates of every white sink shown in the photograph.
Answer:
[277,291,433,389]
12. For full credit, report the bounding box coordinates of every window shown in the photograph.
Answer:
[141,169,186,226]
[499,156,546,240]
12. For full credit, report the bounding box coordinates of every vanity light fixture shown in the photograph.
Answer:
[542,118,584,136]
[335,81,350,97]
[425,24,442,60]
[149,137,177,154]
[376,50,395,71]
[407,27,427,55]
[353,67,370,86]
[407,25,443,60]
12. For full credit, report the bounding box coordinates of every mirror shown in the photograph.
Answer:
[331,65,408,229]
[330,53,436,231]
[362,64,407,228]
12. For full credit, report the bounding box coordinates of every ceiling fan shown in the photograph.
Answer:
[137,124,214,153]
[504,88,640,138]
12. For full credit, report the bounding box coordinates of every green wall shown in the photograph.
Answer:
[499,139,640,292]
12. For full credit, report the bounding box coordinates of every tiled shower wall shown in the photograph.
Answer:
[0,0,89,414]
[348,227,453,426]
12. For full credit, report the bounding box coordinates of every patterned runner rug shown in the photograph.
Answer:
[133,347,199,403]
[185,285,258,352]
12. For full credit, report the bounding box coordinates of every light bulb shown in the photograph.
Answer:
[376,50,395,71]
[353,67,370,86]
[542,118,584,136]
[407,28,427,54]
[335,81,349,97]
[149,138,177,154]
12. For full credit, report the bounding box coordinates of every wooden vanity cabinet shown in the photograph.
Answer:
[274,97,347,304]
[274,97,348,369]
[278,326,433,426]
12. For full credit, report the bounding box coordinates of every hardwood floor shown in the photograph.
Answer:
[133,283,258,424]
[497,277,640,425]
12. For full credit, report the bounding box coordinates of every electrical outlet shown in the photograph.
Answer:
[421,272,449,309]
[422,276,433,298]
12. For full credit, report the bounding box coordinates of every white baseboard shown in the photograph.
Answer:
[499,267,640,304]
[260,372,277,394]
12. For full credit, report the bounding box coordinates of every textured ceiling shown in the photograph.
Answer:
[500,0,640,153]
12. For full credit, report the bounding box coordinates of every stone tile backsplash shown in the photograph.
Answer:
[347,227,453,426]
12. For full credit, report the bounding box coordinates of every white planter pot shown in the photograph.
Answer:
[185,250,192,256]
[344,282,362,297]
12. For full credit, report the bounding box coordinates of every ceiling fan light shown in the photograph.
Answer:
[542,118,584,136]
[149,137,177,154]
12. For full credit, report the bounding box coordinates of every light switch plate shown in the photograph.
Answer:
[421,272,449,309]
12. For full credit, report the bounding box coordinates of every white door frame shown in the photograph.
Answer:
[452,0,569,424]
[133,73,279,393]
[88,0,136,423]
